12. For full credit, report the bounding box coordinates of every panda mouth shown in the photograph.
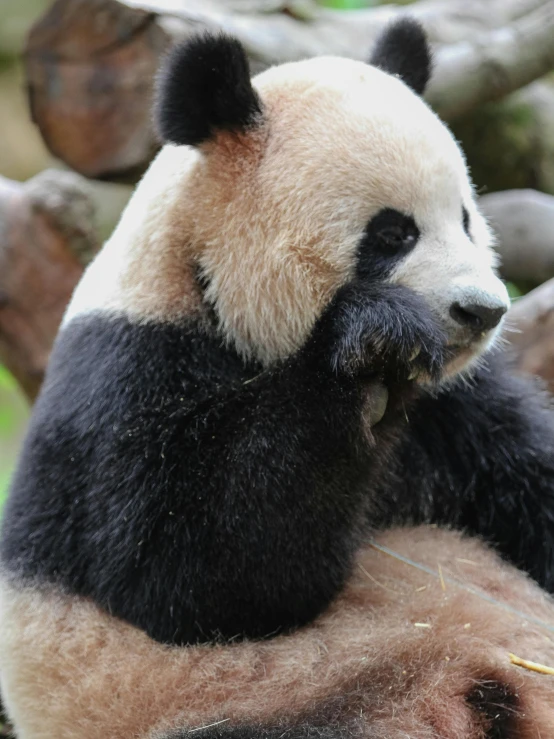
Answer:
[447,328,491,350]
[443,333,494,377]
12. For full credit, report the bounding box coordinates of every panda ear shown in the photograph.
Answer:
[155,33,263,146]
[369,18,432,96]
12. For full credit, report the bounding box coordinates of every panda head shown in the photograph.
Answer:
[70,19,509,380]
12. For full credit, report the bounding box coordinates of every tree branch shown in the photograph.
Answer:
[0,171,98,400]
[426,2,554,118]
[24,0,554,181]
[507,278,554,393]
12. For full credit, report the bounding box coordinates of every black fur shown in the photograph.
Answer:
[466,679,520,738]
[357,208,420,281]
[155,33,262,146]
[462,206,471,238]
[325,282,444,382]
[374,349,554,592]
[1,281,445,645]
[370,18,432,96]
[161,725,358,739]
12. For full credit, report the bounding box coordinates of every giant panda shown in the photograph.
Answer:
[1,17,554,739]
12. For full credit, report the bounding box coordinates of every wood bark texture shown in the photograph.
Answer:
[0,170,98,400]
[26,0,170,181]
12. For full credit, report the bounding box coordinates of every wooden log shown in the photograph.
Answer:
[24,0,554,181]
[480,189,554,285]
[25,0,170,181]
[508,279,554,393]
[0,170,98,400]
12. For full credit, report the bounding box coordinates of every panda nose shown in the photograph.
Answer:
[449,300,508,332]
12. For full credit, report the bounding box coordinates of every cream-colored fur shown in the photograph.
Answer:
[64,57,508,367]
[2,527,554,739]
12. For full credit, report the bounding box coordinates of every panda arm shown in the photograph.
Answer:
[1,282,444,645]
[2,314,369,645]
[375,351,554,592]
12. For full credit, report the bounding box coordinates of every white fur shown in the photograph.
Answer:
[63,145,204,327]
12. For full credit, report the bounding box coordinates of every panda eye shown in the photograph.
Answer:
[356,208,420,280]
[377,226,418,250]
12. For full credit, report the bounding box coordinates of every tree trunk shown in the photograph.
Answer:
[508,278,554,393]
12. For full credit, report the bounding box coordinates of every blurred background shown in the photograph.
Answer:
[0,1,49,510]
[0,0,138,505]
[1,0,554,510]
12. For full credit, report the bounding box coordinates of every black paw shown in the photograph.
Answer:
[311,282,446,384]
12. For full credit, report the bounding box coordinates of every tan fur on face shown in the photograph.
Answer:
[63,146,206,327]
[65,57,505,367]
[2,527,554,739]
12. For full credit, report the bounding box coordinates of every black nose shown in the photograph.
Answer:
[449,301,507,332]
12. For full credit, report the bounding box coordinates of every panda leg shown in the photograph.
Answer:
[375,351,554,591]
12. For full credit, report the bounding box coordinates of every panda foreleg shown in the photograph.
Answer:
[374,350,554,591]
[155,279,448,640]
[308,280,446,385]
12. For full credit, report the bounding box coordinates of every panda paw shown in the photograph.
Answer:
[315,281,447,384]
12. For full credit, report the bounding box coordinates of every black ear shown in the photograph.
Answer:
[155,33,262,146]
[369,18,432,96]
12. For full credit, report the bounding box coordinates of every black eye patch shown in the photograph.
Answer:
[462,206,471,239]
[356,208,420,281]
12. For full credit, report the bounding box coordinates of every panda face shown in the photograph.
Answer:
[66,30,509,382]
[194,57,508,376]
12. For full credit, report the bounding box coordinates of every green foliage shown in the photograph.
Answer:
[317,0,375,7]
[0,365,17,393]
[0,0,50,61]
[452,99,539,195]
[0,365,28,513]
[0,469,13,510]
[506,282,524,301]
[0,403,16,436]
